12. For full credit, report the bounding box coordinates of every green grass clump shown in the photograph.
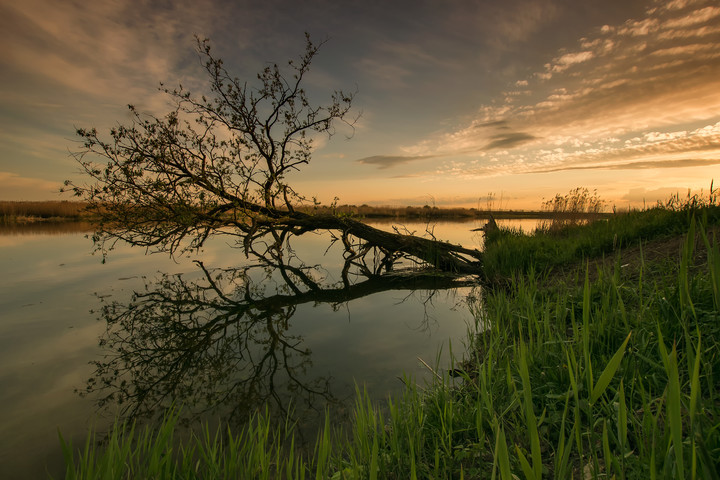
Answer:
[59,407,316,479]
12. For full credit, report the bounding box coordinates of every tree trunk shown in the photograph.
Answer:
[274,212,484,275]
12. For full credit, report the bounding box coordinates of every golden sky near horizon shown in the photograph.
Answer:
[0,0,719,209]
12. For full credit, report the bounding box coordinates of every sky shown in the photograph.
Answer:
[1,0,719,210]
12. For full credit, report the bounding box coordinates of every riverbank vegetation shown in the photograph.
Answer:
[298,203,608,222]
[0,200,91,223]
[58,189,720,478]
[483,188,720,283]
[1,199,607,224]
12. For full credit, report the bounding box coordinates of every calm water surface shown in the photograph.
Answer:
[0,219,538,478]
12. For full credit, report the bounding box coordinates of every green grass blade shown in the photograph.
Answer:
[554,389,574,477]
[515,446,535,480]
[618,379,627,456]
[369,432,378,480]
[702,227,720,311]
[582,269,594,395]
[493,422,512,480]
[666,343,685,479]
[602,420,612,475]
[679,216,696,317]
[57,430,78,480]
[518,343,542,479]
[590,332,631,404]
[657,327,669,372]
[689,335,701,425]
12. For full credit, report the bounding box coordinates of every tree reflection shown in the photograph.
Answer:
[81,234,478,432]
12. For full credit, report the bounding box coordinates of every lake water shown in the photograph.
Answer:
[0,218,538,478]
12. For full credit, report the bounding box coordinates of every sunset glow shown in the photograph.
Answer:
[1,0,718,209]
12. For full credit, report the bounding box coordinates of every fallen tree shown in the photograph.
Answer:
[64,35,483,275]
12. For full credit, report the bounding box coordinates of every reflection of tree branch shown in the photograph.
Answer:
[82,263,332,426]
[243,271,475,310]
[81,239,477,434]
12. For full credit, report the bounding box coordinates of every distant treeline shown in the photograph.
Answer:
[301,204,610,220]
[0,200,611,223]
[0,200,91,223]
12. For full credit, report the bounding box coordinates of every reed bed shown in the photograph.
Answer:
[0,200,89,222]
[58,201,720,478]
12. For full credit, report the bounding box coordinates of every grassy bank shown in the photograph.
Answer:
[483,194,720,283]
[58,202,720,478]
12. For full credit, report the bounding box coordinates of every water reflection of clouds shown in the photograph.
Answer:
[0,232,53,248]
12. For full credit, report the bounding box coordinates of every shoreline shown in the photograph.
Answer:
[0,200,611,224]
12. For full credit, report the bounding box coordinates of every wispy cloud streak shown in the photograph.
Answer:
[356,154,438,169]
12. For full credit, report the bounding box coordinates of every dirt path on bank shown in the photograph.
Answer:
[544,225,719,289]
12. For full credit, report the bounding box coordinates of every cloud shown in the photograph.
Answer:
[513,120,720,173]
[476,120,511,129]
[663,6,720,28]
[0,0,245,113]
[531,157,720,173]
[663,0,702,11]
[0,0,290,191]
[484,132,536,150]
[549,51,594,73]
[364,194,491,207]
[485,1,559,44]
[0,172,62,200]
[355,154,438,169]
[356,58,414,90]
